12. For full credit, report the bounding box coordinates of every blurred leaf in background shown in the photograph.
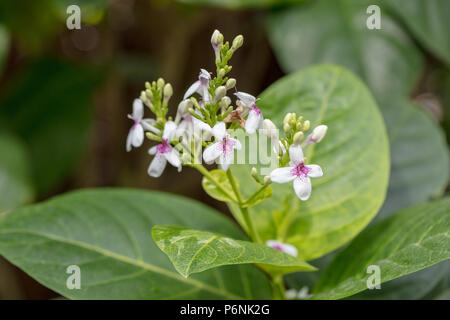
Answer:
[0,58,105,195]
[0,25,9,74]
[178,0,305,10]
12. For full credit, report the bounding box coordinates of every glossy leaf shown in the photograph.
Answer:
[377,98,449,219]
[0,133,34,212]
[230,65,390,260]
[384,0,450,67]
[266,0,423,99]
[0,189,272,299]
[202,169,238,202]
[314,198,450,300]
[152,225,316,278]
[0,58,104,194]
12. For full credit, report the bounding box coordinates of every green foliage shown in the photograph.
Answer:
[0,133,34,212]
[0,58,104,195]
[314,198,450,299]
[0,189,272,299]
[383,0,450,67]
[230,65,390,260]
[152,225,315,278]
[202,169,238,202]
[178,0,305,10]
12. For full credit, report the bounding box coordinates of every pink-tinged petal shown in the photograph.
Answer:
[148,154,167,178]
[219,150,234,172]
[165,148,181,169]
[200,69,211,80]
[306,164,323,178]
[162,121,177,140]
[141,119,160,134]
[234,92,256,107]
[131,124,144,148]
[203,142,222,163]
[270,167,296,183]
[132,99,144,120]
[289,144,304,165]
[148,145,158,155]
[230,138,242,150]
[212,122,227,140]
[266,240,298,257]
[184,80,201,99]
[201,85,211,103]
[245,109,262,134]
[293,177,312,201]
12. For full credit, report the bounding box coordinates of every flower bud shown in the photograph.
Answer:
[215,86,227,100]
[226,78,236,89]
[220,96,231,110]
[211,29,223,48]
[251,167,258,178]
[311,125,327,143]
[303,120,310,131]
[145,89,153,99]
[218,68,226,78]
[145,81,151,90]
[293,131,304,144]
[178,99,192,115]
[263,119,277,131]
[283,113,292,126]
[283,122,291,134]
[163,83,173,99]
[157,78,165,89]
[264,176,271,185]
[232,35,244,50]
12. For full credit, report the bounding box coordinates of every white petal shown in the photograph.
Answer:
[163,121,177,140]
[201,85,211,102]
[234,92,256,107]
[203,142,222,163]
[270,167,296,183]
[230,138,242,150]
[148,145,158,155]
[193,118,212,133]
[219,149,234,172]
[132,99,144,120]
[164,149,181,169]
[148,154,167,178]
[293,177,312,201]
[131,124,144,148]
[184,80,201,99]
[245,109,262,134]
[200,68,211,80]
[141,118,160,134]
[212,122,226,140]
[289,144,304,165]
[266,240,298,257]
[306,164,323,178]
[126,130,133,152]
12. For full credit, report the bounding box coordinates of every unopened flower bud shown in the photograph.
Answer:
[145,89,153,99]
[311,125,327,143]
[178,99,192,115]
[232,35,244,50]
[303,120,310,131]
[218,68,226,78]
[157,78,165,89]
[251,167,258,178]
[220,96,231,110]
[264,176,271,185]
[283,113,293,126]
[263,119,277,131]
[293,131,304,144]
[226,78,236,89]
[283,123,291,134]
[215,86,227,100]
[211,29,223,49]
[145,81,151,90]
[163,83,173,99]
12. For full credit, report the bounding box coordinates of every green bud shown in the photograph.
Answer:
[293,131,304,144]
[215,86,227,100]
[145,81,151,90]
[163,83,173,99]
[283,113,292,126]
[263,176,271,185]
[231,35,244,50]
[218,68,226,78]
[226,78,236,89]
[303,120,310,131]
[145,89,153,99]
[251,167,258,178]
[145,132,161,141]
[211,29,223,48]
[283,122,291,134]
[157,78,165,89]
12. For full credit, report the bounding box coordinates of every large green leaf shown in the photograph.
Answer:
[377,98,449,219]
[230,64,390,260]
[314,198,450,300]
[0,58,104,194]
[383,0,450,67]
[0,189,272,299]
[0,133,33,212]
[152,225,315,278]
[266,0,423,99]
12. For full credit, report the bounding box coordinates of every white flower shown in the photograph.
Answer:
[261,119,280,153]
[184,69,211,102]
[203,122,241,172]
[270,144,323,200]
[147,121,181,177]
[234,92,263,134]
[126,99,160,152]
[266,240,298,257]
[175,100,212,139]
[285,287,313,300]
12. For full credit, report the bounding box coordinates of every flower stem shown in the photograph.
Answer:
[226,170,261,243]
[271,276,286,300]
[192,164,236,201]
[243,184,270,207]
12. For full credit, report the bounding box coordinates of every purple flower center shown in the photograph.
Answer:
[291,163,310,178]
[221,136,235,153]
[272,244,284,252]
[252,104,261,115]
[156,139,171,154]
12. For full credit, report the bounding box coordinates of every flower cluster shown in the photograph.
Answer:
[126,29,327,201]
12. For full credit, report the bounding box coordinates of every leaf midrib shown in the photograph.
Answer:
[0,228,243,299]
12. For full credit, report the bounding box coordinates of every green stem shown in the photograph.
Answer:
[226,170,261,243]
[271,276,286,300]
[244,184,270,207]
[193,164,235,201]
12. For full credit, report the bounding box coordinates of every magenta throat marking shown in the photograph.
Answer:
[252,104,262,115]
[291,163,310,178]
[272,245,284,252]
[157,139,171,154]
[221,136,235,153]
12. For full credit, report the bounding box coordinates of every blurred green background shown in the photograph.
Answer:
[0,0,448,299]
